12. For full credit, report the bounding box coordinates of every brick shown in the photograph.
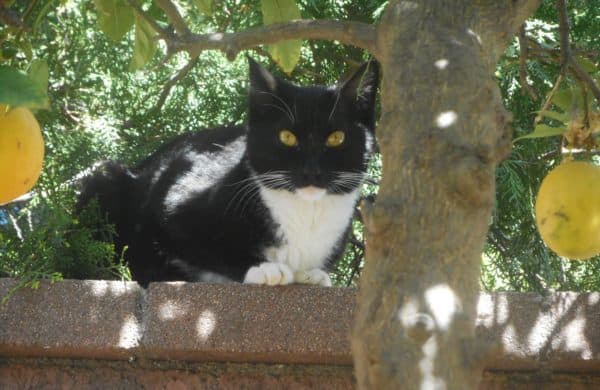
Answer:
[142,282,355,364]
[0,278,143,360]
[477,292,600,372]
[1,278,599,375]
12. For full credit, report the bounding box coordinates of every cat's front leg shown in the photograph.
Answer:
[293,269,332,287]
[243,262,294,285]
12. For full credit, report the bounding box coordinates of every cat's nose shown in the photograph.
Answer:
[302,166,322,183]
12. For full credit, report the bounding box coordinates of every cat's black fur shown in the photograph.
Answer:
[77,58,378,287]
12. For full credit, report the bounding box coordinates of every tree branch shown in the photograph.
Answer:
[0,3,28,31]
[557,0,571,73]
[156,0,191,37]
[557,0,600,102]
[527,39,599,61]
[149,55,199,114]
[170,19,378,59]
[534,73,564,125]
[517,25,538,100]
[476,0,543,60]
[569,58,600,103]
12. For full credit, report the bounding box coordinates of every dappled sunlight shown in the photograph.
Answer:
[527,308,555,354]
[434,59,449,70]
[425,284,462,331]
[466,28,482,44]
[477,294,510,327]
[118,314,141,349]
[502,324,519,354]
[419,337,446,390]
[435,111,457,129]
[477,292,598,364]
[158,300,186,321]
[196,309,217,342]
[397,286,460,389]
[397,296,419,328]
[555,316,591,359]
[89,280,132,297]
[209,33,224,41]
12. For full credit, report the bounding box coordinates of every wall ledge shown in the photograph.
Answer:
[1,278,599,373]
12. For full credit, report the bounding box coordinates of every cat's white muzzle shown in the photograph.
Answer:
[296,186,327,201]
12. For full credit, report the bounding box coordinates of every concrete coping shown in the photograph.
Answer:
[0,278,598,372]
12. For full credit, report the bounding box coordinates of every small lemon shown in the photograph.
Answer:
[0,105,45,204]
[535,160,600,259]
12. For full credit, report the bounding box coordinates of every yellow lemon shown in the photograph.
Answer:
[535,160,600,259]
[0,105,44,204]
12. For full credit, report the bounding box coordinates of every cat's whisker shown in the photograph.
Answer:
[227,170,294,216]
[256,91,295,123]
[328,89,343,121]
[263,104,294,123]
[329,170,372,193]
[237,185,261,217]
[255,171,292,190]
[226,180,259,215]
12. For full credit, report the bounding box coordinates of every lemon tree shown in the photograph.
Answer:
[0,105,44,204]
[535,160,600,260]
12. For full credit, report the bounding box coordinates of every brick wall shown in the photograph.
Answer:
[1,279,598,389]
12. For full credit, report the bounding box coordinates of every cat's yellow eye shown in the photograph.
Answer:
[326,130,345,147]
[279,129,298,147]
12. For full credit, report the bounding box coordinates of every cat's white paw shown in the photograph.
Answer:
[244,262,294,286]
[294,269,332,287]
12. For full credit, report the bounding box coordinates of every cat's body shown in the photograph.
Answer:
[77,58,378,287]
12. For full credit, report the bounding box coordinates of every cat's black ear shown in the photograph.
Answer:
[248,56,278,94]
[338,60,379,115]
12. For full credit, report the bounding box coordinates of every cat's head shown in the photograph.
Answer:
[246,57,379,201]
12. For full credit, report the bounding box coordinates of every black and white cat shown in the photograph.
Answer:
[77,58,379,287]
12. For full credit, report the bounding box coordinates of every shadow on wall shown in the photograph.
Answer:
[476,291,600,370]
[0,278,599,372]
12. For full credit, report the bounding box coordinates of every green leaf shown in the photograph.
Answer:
[514,124,566,142]
[192,0,212,16]
[148,2,169,25]
[27,59,49,96]
[267,39,302,75]
[535,109,569,123]
[129,14,157,71]
[94,0,134,42]
[261,0,302,74]
[0,66,49,109]
[551,88,573,112]
[576,56,597,74]
[552,87,594,115]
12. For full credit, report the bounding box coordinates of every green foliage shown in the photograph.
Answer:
[0,66,48,108]
[129,14,158,71]
[1,0,599,293]
[261,0,302,73]
[93,0,134,41]
[192,0,213,17]
[0,188,127,289]
[514,123,566,141]
[483,1,600,292]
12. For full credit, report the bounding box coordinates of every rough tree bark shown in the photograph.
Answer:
[352,1,541,388]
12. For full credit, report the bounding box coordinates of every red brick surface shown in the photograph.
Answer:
[0,279,143,360]
[1,278,599,389]
[0,360,356,390]
[143,282,355,364]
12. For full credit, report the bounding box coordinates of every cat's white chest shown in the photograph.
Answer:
[259,187,359,271]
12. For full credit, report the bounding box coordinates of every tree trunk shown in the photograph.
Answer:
[352,1,541,388]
